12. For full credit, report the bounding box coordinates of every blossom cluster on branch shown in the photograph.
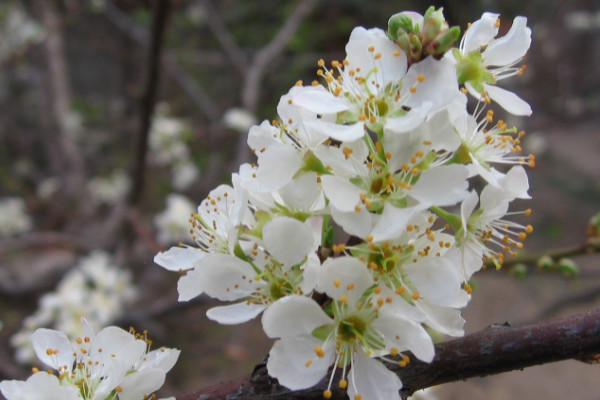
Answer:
[154,7,534,400]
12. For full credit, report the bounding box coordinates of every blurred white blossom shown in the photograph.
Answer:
[87,168,131,204]
[0,3,45,63]
[11,251,138,364]
[154,193,196,245]
[0,197,32,238]
[223,107,257,133]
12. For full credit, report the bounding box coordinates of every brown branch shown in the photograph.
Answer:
[487,239,600,270]
[175,308,600,400]
[128,0,170,206]
[38,0,85,201]
[0,232,92,254]
[103,1,219,122]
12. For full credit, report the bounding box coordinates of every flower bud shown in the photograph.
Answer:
[387,12,415,40]
[537,254,554,270]
[558,258,579,277]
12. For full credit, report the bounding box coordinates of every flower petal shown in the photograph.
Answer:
[267,337,333,391]
[118,369,166,400]
[462,12,500,52]
[348,349,403,400]
[403,257,462,306]
[206,302,266,324]
[154,246,206,272]
[318,256,372,304]
[262,296,333,338]
[263,216,314,267]
[373,312,435,362]
[483,16,531,66]
[31,328,74,371]
[484,83,532,116]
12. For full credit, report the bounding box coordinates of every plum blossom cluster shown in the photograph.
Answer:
[11,251,138,364]
[1,319,179,400]
[155,7,534,400]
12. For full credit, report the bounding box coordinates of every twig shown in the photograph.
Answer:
[487,240,600,270]
[234,0,320,168]
[0,232,91,254]
[241,0,319,113]
[199,0,248,74]
[103,1,219,122]
[175,308,600,400]
[38,0,85,201]
[128,0,170,206]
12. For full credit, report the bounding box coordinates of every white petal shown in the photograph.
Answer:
[498,165,531,199]
[370,204,417,242]
[321,175,362,212]
[263,216,314,267]
[415,299,465,337]
[403,257,462,306]
[119,369,166,400]
[460,191,479,235]
[330,205,372,238]
[373,312,435,362]
[0,372,79,400]
[255,145,303,191]
[403,56,458,110]
[319,256,372,304]
[90,326,146,368]
[267,337,333,390]
[31,328,74,371]
[262,296,332,338]
[206,302,266,324]
[345,27,407,89]
[292,86,349,114]
[385,103,431,134]
[411,165,469,207]
[139,348,181,372]
[154,246,206,272]
[462,12,500,52]
[176,269,204,301]
[348,349,402,400]
[193,254,262,301]
[247,120,280,153]
[483,16,531,66]
[484,84,532,116]
[304,119,365,142]
[279,172,323,211]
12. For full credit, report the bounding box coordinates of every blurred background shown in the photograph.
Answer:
[0,0,599,399]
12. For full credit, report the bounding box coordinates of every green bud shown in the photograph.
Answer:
[509,263,528,278]
[387,13,414,40]
[433,26,461,55]
[537,254,554,270]
[422,13,442,43]
[422,6,436,21]
[410,34,422,58]
[558,258,579,277]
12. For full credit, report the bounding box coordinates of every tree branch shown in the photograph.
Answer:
[128,0,170,206]
[175,308,600,400]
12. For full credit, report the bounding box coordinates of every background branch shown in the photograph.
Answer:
[127,0,170,207]
[175,308,600,400]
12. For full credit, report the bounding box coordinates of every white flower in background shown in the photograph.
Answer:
[263,257,434,400]
[178,216,320,325]
[36,177,61,200]
[452,12,532,115]
[171,160,200,191]
[223,107,257,133]
[154,193,196,245]
[87,169,131,205]
[11,251,138,364]
[149,113,191,166]
[0,2,45,63]
[0,197,32,238]
[1,320,180,400]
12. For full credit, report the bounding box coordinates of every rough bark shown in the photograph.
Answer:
[176,308,600,400]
